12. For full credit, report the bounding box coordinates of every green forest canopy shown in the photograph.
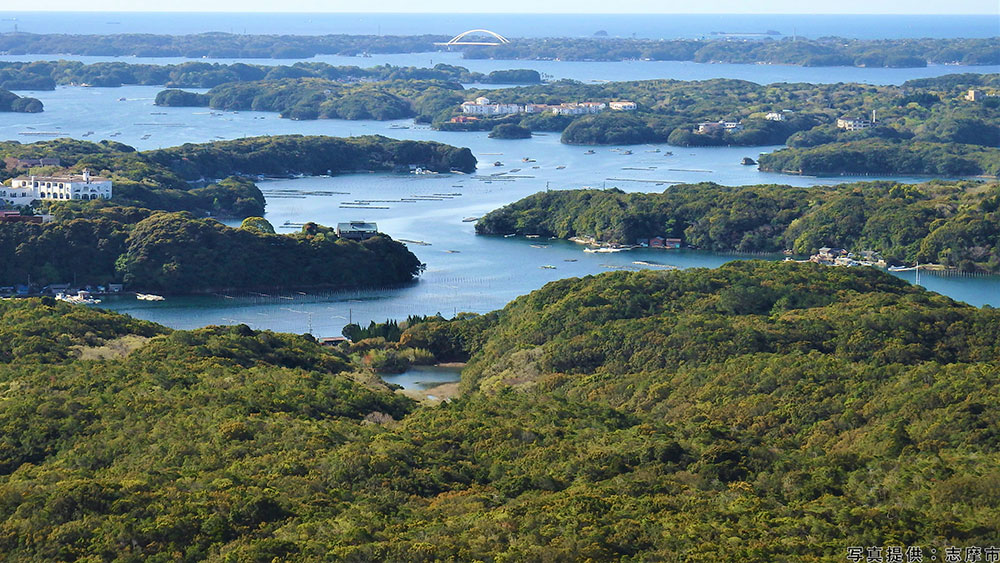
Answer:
[0,261,998,560]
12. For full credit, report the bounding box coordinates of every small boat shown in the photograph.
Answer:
[503,233,516,238]
[522,157,536,162]
[622,150,633,155]
[136,293,165,301]
[462,216,479,222]
[540,265,557,269]
[529,244,548,248]
[525,234,541,238]
[493,161,504,166]
[118,97,126,101]
[563,259,578,262]
[556,165,566,169]
[585,150,595,155]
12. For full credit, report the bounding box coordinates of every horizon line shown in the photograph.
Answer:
[0,10,997,15]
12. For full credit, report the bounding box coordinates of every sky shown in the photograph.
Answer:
[5,0,999,13]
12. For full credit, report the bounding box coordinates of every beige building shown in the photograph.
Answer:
[609,101,637,111]
[837,117,873,131]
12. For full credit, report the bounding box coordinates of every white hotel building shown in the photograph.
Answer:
[1,170,112,206]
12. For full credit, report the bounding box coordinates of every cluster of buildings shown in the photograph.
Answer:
[1,170,113,207]
[808,247,884,268]
[693,110,788,135]
[458,97,637,118]
[637,237,683,249]
[696,120,745,133]
[0,211,51,224]
[3,156,61,169]
[836,117,875,131]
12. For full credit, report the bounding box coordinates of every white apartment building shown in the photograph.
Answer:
[460,97,524,116]
[609,101,637,111]
[2,169,112,206]
[551,102,606,115]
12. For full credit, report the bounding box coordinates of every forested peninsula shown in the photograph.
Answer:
[1,261,998,560]
[0,60,541,91]
[0,32,995,66]
[1,135,477,216]
[0,210,422,292]
[0,88,42,112]
[476,180,1000,272]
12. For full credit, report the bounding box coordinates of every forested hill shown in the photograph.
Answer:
[475,180,1000,272]
[0,211,424,292]
[2,262,998,560]
[0,60,541,91]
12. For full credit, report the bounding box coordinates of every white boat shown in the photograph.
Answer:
[136,293,165,301]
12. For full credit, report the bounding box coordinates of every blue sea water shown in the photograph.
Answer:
[0,12,996,39]
[0,11,997,336]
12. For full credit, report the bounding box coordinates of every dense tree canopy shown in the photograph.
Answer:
[1,262,998,560]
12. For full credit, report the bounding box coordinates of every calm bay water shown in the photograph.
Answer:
[0,51,997,336]
[4,51,996,86]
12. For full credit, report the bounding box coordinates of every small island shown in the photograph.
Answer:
[488,123,532,139]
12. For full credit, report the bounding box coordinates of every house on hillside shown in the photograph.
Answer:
[836,117,873,131]
[609,101,637,111]
[336,221,378,240]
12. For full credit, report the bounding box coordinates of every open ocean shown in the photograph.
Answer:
[0,12,996,39]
